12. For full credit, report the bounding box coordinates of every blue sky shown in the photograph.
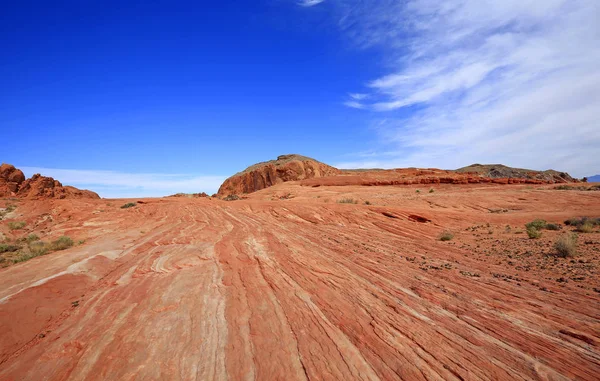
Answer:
[2,0,598,197]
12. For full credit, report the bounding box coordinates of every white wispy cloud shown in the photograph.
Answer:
[343,100,366,109]
[349,93,369,100]
[333,0,600,176]
[299,0,325,7]
[18,167,226,198]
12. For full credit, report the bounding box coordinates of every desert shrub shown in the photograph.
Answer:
[545,223,561,231]
[338,198,357,204]
[577,221,595,233]
[364,201,372,205]
[0,204,16,219]
[526,226,542,239]
[416,189,421,193]
[121,202,137,209]
[564,217,580,226]
[565,217,600,228]
[525,219,547,230]
[0,244,20,253]
[8,221,26,230]
[439,231,454,241]
[554,233,577,258]
[223,194,240,201]
[554,185,573,190]
[26,234,40,243]
[429,188,434,193]
[49,236,74,251]
[29,241,49,256]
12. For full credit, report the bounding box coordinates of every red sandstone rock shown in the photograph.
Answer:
[17,174,100,199]
[0,163,26,197]
[0,163,99,200]
[218,154,340,195]
[0,184,599,380]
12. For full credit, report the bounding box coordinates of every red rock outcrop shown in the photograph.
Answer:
[218,154,340,195]
[301,168,556,188]
[0,163,99,199]
[219,158,577,195]
[0,163,26,196]
[17,174,100,199]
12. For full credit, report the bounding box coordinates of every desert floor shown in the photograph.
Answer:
[1,183,599,380]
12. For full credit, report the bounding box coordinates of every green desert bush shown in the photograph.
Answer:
[338,198,357,204]
[525,219,547,230]
[0,244,20,253]
[554,233,577,258]
[7,221,26,230]
[439,231,454,241]
[49,236,74,251]
[545,223,561,231]
[121,202,137,209]
[526,226,542,239]
[26,234,40,243]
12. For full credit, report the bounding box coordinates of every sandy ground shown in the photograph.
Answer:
[0,182,599,380]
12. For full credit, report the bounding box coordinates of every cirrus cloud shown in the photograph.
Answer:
[332,0,600,176]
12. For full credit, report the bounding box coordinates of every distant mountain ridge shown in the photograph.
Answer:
[456,164,575,183]
[587,175,600,182]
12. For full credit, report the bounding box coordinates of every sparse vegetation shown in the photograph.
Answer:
[524,219,552,239]
[28,241,49,257]
[26,234,40,243]
[564,217,600,232]
[338,198,358,204]
[578,221,595,233]
[415,189,421,194]
[364,200,372,205]
[49,236,74,251]
[0,244,20,253]
[525,219,547,230]
[554,233,578,258]
[526,226,542,239]
[8,221,26,230]
[429,188,434,193]
[439,231,454,241]
[223,194,240,201]
[0,204,16,220]
[121,202,137,209]
[554,185,600,191]
[545,223,561,231]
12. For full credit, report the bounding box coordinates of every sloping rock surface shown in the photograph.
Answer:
[218,154,340,195]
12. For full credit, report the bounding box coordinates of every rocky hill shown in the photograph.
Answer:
[217,154,340,196]
[456,164,575,183]
[0,163,100,199]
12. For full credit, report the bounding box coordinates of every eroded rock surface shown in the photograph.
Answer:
[218,154,340,195]
[0,182,599,380]
[0,164,26,196]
